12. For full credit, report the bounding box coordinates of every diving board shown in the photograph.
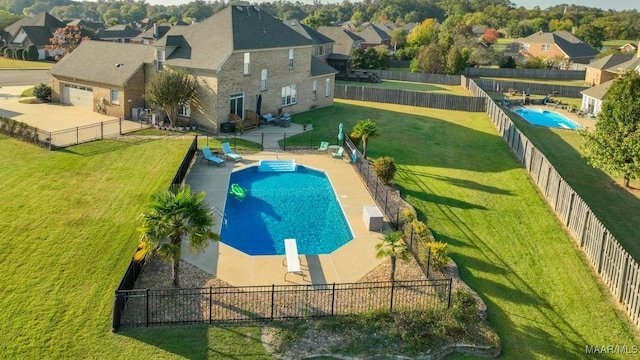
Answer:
[283,238,305,281]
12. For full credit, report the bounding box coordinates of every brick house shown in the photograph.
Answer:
[1,12,66,60]
[506,30,599,69]
[48,5,337,132]
[283,19,334,63]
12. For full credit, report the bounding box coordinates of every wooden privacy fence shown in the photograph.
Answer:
[115,279,452,329]
[464,67,586,80]
[472,78,588,98]
[370,70,462,85]
[466,79,640,329]
[334,85,486,112]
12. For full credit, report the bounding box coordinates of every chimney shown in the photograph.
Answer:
[153,23,158,39]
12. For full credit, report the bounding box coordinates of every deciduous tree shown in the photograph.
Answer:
[145,69,198,128]
[582,72,640,188]
[45,25,90,60]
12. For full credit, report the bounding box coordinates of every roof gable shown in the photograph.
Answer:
[5,12,65,37]
[284,19,334,45]
[97,24,141,39]
[520,30,599,58]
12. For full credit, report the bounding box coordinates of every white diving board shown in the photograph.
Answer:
[283,238,305,281]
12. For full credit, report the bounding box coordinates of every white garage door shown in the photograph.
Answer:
[61,84,93,109]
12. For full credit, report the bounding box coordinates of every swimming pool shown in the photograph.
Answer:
[220,165,353,256]
[514,108,582,130]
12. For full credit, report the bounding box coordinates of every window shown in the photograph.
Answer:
[312,80,318,100]
[110,89,119,104]
[316,46,325,57]
[325,78,331,97]
[177,104,190,117]
[288,48,295,68]
[281,85,297,106]
[156,49,164,71]
[521,43,530,51]
[541,44,550,51]
[244,52,251,75]
[261,69,268,90]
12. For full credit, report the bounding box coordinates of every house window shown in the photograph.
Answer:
[312,80,318,100]
[288,48,295,68]
[110,89,119,104]
[244,52,251,75]
[178,104,190,117]
[261,69,268,90]
[325,79,331,97]
[156,49,164,71]
[541,44,550,51]
[521,43,530,51]
[316,46,325,57]
[281,85,297,106]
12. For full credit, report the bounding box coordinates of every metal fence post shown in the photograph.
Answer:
[145,288,149,327]
[101,121,104,139]
[447,279,453,308]
[209,287,213,324]
[119,118,122,135]
[76,126,79,145]
[331,283,336,316]
[389,281,395,313]
[270,284,275,321]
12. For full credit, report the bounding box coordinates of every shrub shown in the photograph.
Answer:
[411,219,430,239]
[33,83,52,102]
[27,45,38,61]
[4,48,12,58]
[373,156,397,184]
[15,48,24,60]
[452,290,478,324]
[425,241,449,269]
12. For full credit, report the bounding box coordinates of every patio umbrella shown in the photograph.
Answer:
[256,94,262,116]
[337,122,344,142]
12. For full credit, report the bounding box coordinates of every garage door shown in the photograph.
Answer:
[61,84,93,109]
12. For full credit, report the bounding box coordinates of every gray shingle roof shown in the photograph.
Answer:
[587,54,634,70]
[163,5,313,71]
[4,12,66,47]
[581,79,614,100]
[284,19,334,45]
[317,26,363,55]
[520,30,599,58]
[357,25,390,44]
[97,25,141,40]
[310,56,338,76]
[49,40,154,86]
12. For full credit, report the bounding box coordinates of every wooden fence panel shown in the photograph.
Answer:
[536,156,552,191]
[555,180,574,224]
[463,67,586,80]
[582,217,607,270]
[567,196,589,243]
[473,79,588,98]
[599,238,628,299]
[372,70,461,85]
[623,260,640,327]
[545,168,561,205]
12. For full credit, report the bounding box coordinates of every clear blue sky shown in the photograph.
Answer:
[146,0,637,11]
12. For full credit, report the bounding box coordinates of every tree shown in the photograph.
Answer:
[575,24,605,49]
[406,18,439,47]
[45,25,90,60]
[389,28,407,51]
[145,69,198,128]
[0,10,22,32]
[350,119,378,159]
[482,29,500,44]
[581,72,640,188]
[134,185,219,287]
[411,43,448,74]
[375,231,410,281]
[33,83,51,102]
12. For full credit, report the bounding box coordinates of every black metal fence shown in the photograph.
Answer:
[116,279,452,328]
[200,131,344,151]
[112,136,198,332]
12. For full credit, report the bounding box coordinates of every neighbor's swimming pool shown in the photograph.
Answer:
[514,108,582,130]
[220,165,353,256]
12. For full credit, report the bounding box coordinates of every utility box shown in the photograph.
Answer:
[363,206,384,231]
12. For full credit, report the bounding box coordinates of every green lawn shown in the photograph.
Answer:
[0,136,272,359]
[335,79,471,96]
[477,76,587,87]
[0,57,55,69]
[302,99,639,358]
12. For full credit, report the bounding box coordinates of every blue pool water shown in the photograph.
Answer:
[220,165,353,256]
[514,108,582,130]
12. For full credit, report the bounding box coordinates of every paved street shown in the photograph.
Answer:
[0,69,51,86]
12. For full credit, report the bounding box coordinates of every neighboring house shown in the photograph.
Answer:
[283,19,334,63]
[507,30,599,68]
[1,12,66,60]
[619,43,638,53]
[317,26,363,56]
[356,24,391,49]
[472,25,489,38]
[133,23,187,45]
[581,43,640,115]
[96,24,141,43]
[49,5,337,132]
[66,19,104,33]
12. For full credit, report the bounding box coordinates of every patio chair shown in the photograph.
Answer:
[200,147,225,166]
[331,146,344,159]
[318,141,329,151]
[262,113,278,125]
[222,142,243,162]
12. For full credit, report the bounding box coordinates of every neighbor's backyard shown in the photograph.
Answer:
[1,96,639,358]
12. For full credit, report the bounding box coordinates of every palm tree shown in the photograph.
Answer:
[134,185,220,287]
[350,119,379,159]
[375,231,410,281]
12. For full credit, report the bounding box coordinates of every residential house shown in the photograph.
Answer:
[619,43,638,54]
[357,24,391,50]
[317,26,363,57]
[66,19,104,33]
[96,24,141,43]
[581,44,640,115]
[49,5,337,132]
[506,30,599,68]
[1,12,66,60]
[283,19,334,63]
[133,23,188,45]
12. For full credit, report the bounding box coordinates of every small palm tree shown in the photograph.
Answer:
[350,119,379,159]
[375,231,410,281]
[134,185,220,287]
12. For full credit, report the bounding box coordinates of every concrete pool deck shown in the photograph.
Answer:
[512,104,597,130]
[182,150,391,287]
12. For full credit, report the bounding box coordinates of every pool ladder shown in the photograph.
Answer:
[211,207,227,230]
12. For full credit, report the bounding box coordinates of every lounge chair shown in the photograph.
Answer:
[318,141,329,151]
[262,113,278,125]
[331,146,344,159]
[200,147,225,166]
[222,142,243,162]
[283,238,305,281]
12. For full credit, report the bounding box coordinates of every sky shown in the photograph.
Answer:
[145,0,638,11]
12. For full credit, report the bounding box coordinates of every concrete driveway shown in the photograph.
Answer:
[0,85,140,133]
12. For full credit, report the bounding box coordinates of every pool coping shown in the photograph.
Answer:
[182,150,390,286]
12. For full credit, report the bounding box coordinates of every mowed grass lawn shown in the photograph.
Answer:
[0,57,54,69]
[305,100,639,358]
[0,136,272,359]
